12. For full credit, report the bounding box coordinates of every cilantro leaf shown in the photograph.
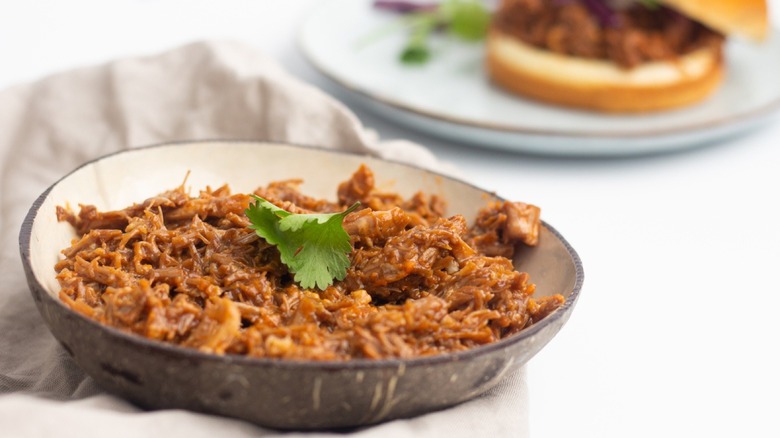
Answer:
[370,0,490,66]
[441,0,490,41]
[400,14,436,64]
[245,196,360,290]
[401,44,431,64]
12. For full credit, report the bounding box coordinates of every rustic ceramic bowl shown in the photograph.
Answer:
[19,141,583,430]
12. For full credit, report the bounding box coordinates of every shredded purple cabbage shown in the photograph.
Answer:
[373,0,438,14]
[581,0,622,28]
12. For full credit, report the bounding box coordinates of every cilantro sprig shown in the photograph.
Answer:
[245,197,360,290]
[370,0,491,65]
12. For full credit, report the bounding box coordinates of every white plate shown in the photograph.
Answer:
[298,0,780,156]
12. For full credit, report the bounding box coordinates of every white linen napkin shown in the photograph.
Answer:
[0,40,528,437]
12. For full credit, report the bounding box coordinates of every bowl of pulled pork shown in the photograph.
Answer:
[19,141,583,429]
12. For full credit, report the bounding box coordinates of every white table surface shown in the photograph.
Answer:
[2,1,779,437]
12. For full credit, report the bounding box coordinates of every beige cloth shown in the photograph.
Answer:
[0,40,528,437]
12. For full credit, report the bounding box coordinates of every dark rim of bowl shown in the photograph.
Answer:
[20,139,584,372]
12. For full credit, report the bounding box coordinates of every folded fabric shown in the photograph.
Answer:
[0,40,527,437]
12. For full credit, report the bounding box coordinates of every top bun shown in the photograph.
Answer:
[661,0,768,41]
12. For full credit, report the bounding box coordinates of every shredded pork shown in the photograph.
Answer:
[494,0,724,68]
[55,165,563,360]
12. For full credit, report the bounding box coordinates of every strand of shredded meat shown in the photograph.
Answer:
[55,164,564,360]
[494,0,724,68]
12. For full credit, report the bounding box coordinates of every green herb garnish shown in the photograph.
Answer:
[399,14,437,64]
[245,197,360,290]
[441,0,491,41]
[365,0,491,66]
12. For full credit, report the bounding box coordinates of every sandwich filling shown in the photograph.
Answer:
[493,0,724,68]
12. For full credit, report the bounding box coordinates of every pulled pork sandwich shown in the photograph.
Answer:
[486,0,768,112]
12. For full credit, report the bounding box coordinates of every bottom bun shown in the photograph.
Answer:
[486,29,724,112]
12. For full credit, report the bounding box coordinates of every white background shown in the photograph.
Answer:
[2,1,779,437]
